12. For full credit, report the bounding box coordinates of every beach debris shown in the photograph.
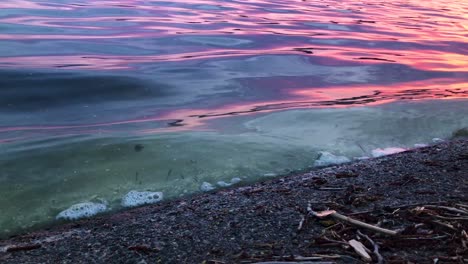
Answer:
[297,215,306,231]
[4,243,41,253]
[56,201,107,220]
[423,205,468,215]
[128,244,160,253]
[201,182,216,192]
[253,261,336,264]
[357,230,384,264]
[121,190,163,207]
[314,151,350,166]
[308,205,399,236]
[348,239,371,262]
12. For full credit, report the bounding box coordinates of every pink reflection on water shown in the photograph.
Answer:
[146,79,467,132]
[1,45,466,71]
[0,0,71,10]
[0,0,467,143]
[1,79,466,141]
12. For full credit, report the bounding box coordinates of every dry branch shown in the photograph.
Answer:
[358,230,384,264]
[311,209,399,236]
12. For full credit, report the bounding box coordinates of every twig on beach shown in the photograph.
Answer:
[424,205,468,215]
[348,239,371,262]
[294,255,342,260]
[5,244,41,252]
[430,220,456,231]
[310,208,398,236]
[316,236,350,247]
[455,204,468,210]
[431,215,468,221]
[358,230,384,264]
[297,215,306,231]
[253,262,335,264]
[315,187,346,191]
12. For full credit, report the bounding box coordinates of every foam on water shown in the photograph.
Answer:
[314,151,351,166]
[56,202,107,220]
[121,190,163,207]
[217,177,242,187]
[200,182,216,192]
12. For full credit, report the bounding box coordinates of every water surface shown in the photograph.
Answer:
[0,0,467,236]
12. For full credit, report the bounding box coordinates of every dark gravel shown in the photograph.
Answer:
[1,139,467,263]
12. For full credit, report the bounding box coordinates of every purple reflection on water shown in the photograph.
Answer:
[0,0,467,143]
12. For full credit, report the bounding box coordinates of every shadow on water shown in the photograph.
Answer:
[0,70,172,111]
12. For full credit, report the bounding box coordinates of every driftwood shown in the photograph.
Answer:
[309,207,399,236]
[348,239,371,262]
[358,230,384,264]
[424,205,468,215]
[253,262,335,264]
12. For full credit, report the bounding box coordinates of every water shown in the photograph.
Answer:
[0,0,467,237]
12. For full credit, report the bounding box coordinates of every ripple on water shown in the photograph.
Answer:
[179,36,252,46]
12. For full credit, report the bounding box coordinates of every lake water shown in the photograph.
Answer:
[0,0,467,237]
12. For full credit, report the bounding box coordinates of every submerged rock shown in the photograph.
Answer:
[452,127,468,138]
[56,202,107,220]
[121,191,163,207]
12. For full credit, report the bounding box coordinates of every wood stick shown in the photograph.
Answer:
[253,262,335,264]
[358,230,384,264]
[312,210,399,236]
[455,203,468,209]
[297,215,306,231]
[331,212,398,236]
[424,205,468,215]
[295,255,342,260]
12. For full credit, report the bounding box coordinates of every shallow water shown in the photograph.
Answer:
[0,0,467,236]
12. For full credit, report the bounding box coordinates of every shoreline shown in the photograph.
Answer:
[1,139,467,263]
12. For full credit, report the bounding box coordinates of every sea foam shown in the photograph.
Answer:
[56,201,107,220]
[217,177,242,187]
[314,151,350,166]
[121,190,163,207]
[200,182,215,192]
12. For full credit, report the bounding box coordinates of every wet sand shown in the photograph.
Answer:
[1,139,467,263]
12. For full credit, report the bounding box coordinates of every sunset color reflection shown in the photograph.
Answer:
[0,0,467,142]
